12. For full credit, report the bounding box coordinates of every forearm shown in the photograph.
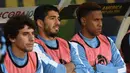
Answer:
[107,37,126,73]
[111,47,126,72]
[96,63,126,73]
[107,62,126,73]
[44,63,66,73]
[69,42,96,73]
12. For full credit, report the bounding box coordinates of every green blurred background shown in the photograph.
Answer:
[0,0,129,41]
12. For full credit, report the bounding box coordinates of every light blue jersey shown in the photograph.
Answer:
[33,42,66,73]
[70,33,126,73]
[33,35,88,73]
[0,46,43,73]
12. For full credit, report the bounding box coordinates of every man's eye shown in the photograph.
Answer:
[95,19,98,21]
[50,17,55,20]
[23,33,28,36]
[32,32,34,35]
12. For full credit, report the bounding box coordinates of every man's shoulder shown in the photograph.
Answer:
[69,41,84,48]
[56,37,68,43]
[34,43,40,47]
[33,43,44,52]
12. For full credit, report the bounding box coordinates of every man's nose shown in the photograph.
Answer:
[98,20,102,27]
[55,19,60,25]
[29,35,35,41]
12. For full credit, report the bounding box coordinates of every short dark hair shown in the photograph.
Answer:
[3,15,35,46]
[76,2,101,24]
[34,4,59,22]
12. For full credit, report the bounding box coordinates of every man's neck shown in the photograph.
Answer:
[11,45,26,58]
[81,30,95,39]
[39,32,56,40]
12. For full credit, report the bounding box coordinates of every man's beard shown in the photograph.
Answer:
[44,27,59,38]
[48,33,58,38]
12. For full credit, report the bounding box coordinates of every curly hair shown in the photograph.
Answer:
[3,15,35,46]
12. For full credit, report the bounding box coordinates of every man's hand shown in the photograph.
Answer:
[64,62,75,73]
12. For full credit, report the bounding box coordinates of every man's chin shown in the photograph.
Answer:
[96,33,101,36]
[49,33,58,37]
[25,48,33,52]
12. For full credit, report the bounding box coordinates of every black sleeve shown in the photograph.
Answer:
[121,33,130,63]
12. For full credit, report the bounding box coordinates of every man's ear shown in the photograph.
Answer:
[8,35,15,43]
[9,38,15,43]
[81,17,86,26]
[36,19,44,28]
